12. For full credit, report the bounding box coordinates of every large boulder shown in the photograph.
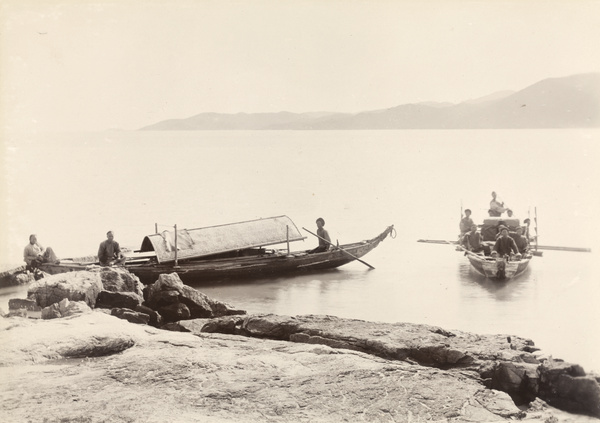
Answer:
[158,302,191,324]
[96,291,143,310]
[8,298,42,312]
[0,311,139,366]
[538,360,600,417]
[189,315,244,335]
[490,361,540,404]
[28,271,103,308]
[145,273,246,319]
[14,272,36,285]
[41,303,62,319]
[7,309,28,318]
[27,267,144,312]
[0,266,31,287]
[135,305,163,327]
[95,267,144,296]
[92,267,144,310]
[111,308,150,325]
[41,298,92,319]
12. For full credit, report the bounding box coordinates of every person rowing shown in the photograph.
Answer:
[492,226,521,260]
[462,224,491,256]
[307,218,332,254]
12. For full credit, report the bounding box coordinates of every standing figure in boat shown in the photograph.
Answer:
[492,226,521,259]
[489,191,508,217]
[307,218,332,254]
[459,209,474,236]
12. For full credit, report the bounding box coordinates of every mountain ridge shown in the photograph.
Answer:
[139,73,600,130]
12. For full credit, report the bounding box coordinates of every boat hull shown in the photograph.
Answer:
[128,226,393,284]
[40,226,394,285]
[466,254,531,280]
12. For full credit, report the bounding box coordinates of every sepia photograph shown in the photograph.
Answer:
[1,1,599,421]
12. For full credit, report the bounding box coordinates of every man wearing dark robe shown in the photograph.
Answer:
[493,227,519,257]
[98,231,126,265]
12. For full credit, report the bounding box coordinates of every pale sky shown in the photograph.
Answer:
[1,0,599,132]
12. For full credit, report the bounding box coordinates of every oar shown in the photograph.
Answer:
[535,245,591,253]
[419,238,589,253]
[302,227,375,270]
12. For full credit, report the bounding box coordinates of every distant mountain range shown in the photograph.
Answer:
[139,73,600,130]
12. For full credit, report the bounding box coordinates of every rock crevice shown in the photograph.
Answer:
[194,313,600,417]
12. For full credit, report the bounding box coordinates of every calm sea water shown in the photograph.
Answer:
[1,129,599,372]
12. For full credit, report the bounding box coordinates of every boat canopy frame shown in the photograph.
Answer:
[140,215,306,264]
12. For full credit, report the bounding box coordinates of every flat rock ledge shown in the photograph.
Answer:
[1,312,599,423]
[2,269,599,422]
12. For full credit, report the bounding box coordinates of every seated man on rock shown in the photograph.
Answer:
[98,230,127,266]
[24,234,60,271]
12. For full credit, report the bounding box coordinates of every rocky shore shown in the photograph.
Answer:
[1,267,599,422]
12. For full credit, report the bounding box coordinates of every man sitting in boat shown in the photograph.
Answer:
[24,234,59,270]
[492,226,521,260]
[489,191,508,217]
[98,231,126,266]
[510,227,529,255]
[462,224,490,256]
[494,220,509,239]
[459,209,474,236]
[307,218,332,254]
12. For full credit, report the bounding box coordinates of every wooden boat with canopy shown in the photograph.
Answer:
[418,206,591,281]
[37,216,395,285]
[461,216,533,280]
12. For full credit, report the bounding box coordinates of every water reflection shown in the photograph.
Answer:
[457,259,534,302]
[192,267,373,316]
[457,259,487,283]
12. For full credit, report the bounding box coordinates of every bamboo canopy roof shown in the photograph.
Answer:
[140,215,305,264]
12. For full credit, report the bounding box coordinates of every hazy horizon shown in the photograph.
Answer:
[1,1,599,132]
